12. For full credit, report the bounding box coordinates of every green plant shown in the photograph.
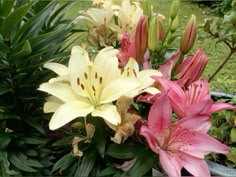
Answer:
[0,0,75,176]
[202,1,236,82]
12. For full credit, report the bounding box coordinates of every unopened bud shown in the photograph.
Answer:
[135,15,148,63]
[180,15,197,54]
[169,0,180,20]
[170,15,179,33]
[148,16,159,51]
[143,0,152,18]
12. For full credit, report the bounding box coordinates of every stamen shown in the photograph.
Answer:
[99,77,103,84]
[77,78,80,85]
[92,85,96,92]
[81,84,85,90]
[95,72,98,79]
[133,69,137,78]
[84,73,88,79]
[127,71,130,77]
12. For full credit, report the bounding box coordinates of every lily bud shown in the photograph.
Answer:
[170,15,179,33]
[148,16,158,51]
[135,15,148,64]
[169,0,180,20]
[180,15,197,54]
[143,0,152,18]
[177,48,208,88]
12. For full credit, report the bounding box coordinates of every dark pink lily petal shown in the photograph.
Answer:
[175,115,211,133]
[159,149,182,177]
[140,126,159,154]
[180,152,210,177]
[148,94,172,134]
[209,102,236,114]
[186,99,213,117]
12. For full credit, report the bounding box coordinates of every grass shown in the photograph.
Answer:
[59,0,236,93]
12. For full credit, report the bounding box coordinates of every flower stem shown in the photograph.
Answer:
[208,48,236,82]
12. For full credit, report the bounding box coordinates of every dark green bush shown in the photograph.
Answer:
[0,0,76,175]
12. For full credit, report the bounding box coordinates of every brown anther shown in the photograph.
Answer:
[81,84,85,90]
[99,77,103,84]
[92,85,96,92]
[95,72,98,79]
[84,72,88,79]
[77,78,80,85]
[132,69,137,78]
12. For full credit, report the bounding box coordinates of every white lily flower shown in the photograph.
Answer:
[122,58,162,97]
[39,46,140,130]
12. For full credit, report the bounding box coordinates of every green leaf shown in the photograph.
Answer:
[0,84,13,95]
[20,137,48,145]
[51,153,76,173]
[74,149,97,177]
[8,153,37,172]
[47,1,72,26]
[12,1,57,45]
[1,2,32,40]
[0,133,12,150]
[0,151,18,175]
[122,148,158,177]
[0,0,15,18]
[9,40,32,62]
[24,116,46,135]
[106,143,145,159]
[15,152,43,168]
[93,117,107,158]
[98,166,118,176]
[0,113,20,120]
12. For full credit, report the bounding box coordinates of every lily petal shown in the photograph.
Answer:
[44,62,69,76]
[92,104,121,125]
[140,126,159,154]
[49,101,94,130]
[148,94,172,133]
[43,96,63,113]
[100,77,140,103]
[209,102,236,114]
[38,83,80,102]
[159,150,181,177]
[179,152,210,177]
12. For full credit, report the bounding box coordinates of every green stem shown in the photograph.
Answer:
[162,20,173,46]
[208,48,236,82]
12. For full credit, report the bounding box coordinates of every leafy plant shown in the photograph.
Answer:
[0,0,76,176]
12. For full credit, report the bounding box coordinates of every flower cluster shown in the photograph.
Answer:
[39,0,236,176]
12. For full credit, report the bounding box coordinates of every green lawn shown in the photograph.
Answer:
[59,0,236,93]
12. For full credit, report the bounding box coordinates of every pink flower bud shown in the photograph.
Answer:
[180,15,197,54]
[177,48,208,88]
[135,15,148,64]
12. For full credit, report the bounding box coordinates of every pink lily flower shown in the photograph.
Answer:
[140,94,230,177]
[117,31,151,69]
[153,77,236,118]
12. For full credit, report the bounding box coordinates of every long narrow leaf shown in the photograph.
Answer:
[1,2,32,40]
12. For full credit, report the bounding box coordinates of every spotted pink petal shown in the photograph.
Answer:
[148,94,172,134]
[139,126,159,154]
[175,115,211,133]
[159,149,182,177]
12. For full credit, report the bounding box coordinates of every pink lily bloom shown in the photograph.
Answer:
[140,94,230,177]
[153,77,236,118]
[117,32,151,69]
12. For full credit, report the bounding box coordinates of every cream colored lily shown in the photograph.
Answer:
[39,46,140,130]
[122,57,162,97]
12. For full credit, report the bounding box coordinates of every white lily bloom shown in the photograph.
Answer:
[39,46,140,130]
[122,58,162,97]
